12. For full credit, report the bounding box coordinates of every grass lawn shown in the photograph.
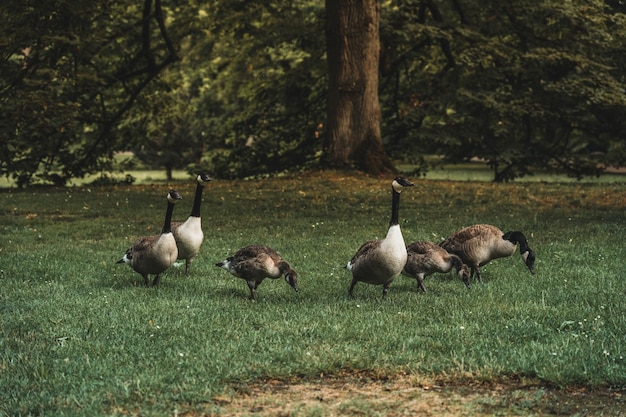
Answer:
[1,170,625,416]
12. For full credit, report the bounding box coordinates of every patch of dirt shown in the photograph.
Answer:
[183,372,625,416]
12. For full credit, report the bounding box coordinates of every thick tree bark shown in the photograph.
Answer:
[323,0,396,175]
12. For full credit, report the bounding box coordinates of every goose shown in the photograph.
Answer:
[439,224,536,287]
[402,241,470,292]
[346,177,414,298]
[215,245,299,300]
[117,190,183,287]
[171,172,212,274]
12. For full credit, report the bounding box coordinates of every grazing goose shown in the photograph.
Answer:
[440,224,536,287]
[402,241,470,292]
[117,190,183,287]
[346,177,415,298]
[215,245,299,300]
[171,172,212,274]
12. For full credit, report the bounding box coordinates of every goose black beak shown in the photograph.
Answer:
[523,251,536,274]
[285,272,298,292]
[395,177,415,187]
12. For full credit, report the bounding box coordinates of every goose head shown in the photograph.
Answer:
[167,189,183,203]
[276,260,298,292]
[392,177,415,192]
[503,231,535,275]
[459,263,471,288]
[450,255,471,288]
[284,270,299,293]
[116,248,132,264]
[522,248,536,275]
[197,172,212,185]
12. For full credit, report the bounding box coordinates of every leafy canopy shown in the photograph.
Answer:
[380,0,626,181]
[2,0,626,185]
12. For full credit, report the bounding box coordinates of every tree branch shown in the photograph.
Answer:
[142,0,155,69]
[74,0,180,175]
[154,0,179,61]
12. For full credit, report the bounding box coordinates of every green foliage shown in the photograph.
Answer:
[0,174,625,415]
[122,82,202,180]
[380,0,626,181]
[2,0,626,184]
[0,0,180,187]
[184,0,327,178]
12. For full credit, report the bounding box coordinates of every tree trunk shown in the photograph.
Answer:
[323,0,396,175]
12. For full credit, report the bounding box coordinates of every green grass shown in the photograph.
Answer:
[1,171,625,416]
[0,169,190,188]
[397,160,626,183]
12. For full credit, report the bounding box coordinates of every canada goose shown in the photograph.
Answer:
[346,177,414,298]
[439,224,536,287]
[215,245,299,300]
[117,190,183,287]
[402,241,470,292]
[171,172,212,274]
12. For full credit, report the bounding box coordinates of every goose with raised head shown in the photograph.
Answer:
[346,177,414,298]
[117,190,183,287]
[171,173,212,274]
[215,245,299,300]
[402,241,470,292]
[439,224,535,287]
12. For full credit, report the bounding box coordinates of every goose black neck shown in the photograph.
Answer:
[518,236,531,253]
[390,187,401,226]
[505,231,528,249]
[190,183,205,217]
[277,260,291,274]
[162,201,176,234]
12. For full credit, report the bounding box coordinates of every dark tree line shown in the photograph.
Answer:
[2,0,626,186]
[380,0,626,181]
[1,0,183,186]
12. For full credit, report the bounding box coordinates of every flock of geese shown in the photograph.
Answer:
[117,174,536,299]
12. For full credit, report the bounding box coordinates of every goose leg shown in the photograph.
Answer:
[417,275,427,293]
[142,274,150,287]
[152,274,161,287]
[475,267,483,283]
[470,266,486,284]
[247,281,258,301]
[382,282,392,298]
[348,278,358,298]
